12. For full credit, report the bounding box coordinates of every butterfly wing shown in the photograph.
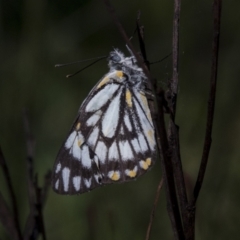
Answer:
[52,54,156,195]
[97,86,156,184]
[52,71,124,194]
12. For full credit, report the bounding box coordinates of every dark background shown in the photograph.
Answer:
[0,0,239,239]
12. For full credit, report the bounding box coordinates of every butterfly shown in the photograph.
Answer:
[52,49,156,194]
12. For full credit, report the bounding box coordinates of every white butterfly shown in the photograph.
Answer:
[52,49,156,194]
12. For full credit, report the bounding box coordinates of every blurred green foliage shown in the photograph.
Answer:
[0,0,240,239]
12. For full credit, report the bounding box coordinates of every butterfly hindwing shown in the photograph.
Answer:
[52,49,156,194]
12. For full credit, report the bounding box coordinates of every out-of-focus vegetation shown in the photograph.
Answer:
[0,0,239,239]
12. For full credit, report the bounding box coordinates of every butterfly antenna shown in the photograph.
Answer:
[66,57,107,78]
[150,52,172,65]
[55,56,106,68]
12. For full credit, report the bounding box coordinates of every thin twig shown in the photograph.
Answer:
[193,0,222,204]
[169,121,188,221]
[185,1,222,239]
[145,178,163,240]
[171,0,181,120]
[0,147,22,240]
[157,90,185,240]
[34,176,47,240]
[0,191,19,240]
[33,170,51,240]
[136,12,149,70]
[23,109,37,240]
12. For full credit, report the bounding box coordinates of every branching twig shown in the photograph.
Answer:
[0,191,19,240]
[23,110,50,240]
[0,147,22,240]
[145,178,163,240]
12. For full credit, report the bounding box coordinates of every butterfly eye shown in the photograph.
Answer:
[109,53,121,63]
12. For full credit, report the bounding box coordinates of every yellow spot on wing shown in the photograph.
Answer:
[140,93,153,123]
[147,112,152,123]
[97,76,110,88]
[126,169,137,178]
[140,158,152,170]
[146,158,151,165]
[110,171,120,181]
[126,89,132,107]
[147,129,154,143]
[115,70,123,78]
[76,122,81,130]
[97,71,123,89]
[140,94,148,109]
[77,139,82,147]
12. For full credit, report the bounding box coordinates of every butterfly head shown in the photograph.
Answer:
[108,49,143,74]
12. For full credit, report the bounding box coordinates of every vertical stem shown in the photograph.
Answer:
[193,0,222,204]
[171,0,181,119]
[169,0,189,236]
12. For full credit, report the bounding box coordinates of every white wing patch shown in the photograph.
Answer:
[73,176,81,191]
[102,90,122,138]
[119,141,134,161]
[55,163,61,173]
[62,167,70,192]
[95,141,107,164]
[131,138,142,154]
[65,131,84,160]
[124,113,132,132]
[65,131,77,149]
[85,84,119,112]
[133,97,156,150]
[138,133,148,153]
[134,98,153,131]
[81,145,92,168]
[134,89,153,124]
[84,178,92,188]
[86,110,102,126]
[88,127,99,147]
[108,141,119,161]
[55,179,59,190]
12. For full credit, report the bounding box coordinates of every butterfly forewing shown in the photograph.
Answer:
[52,49,156,194]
